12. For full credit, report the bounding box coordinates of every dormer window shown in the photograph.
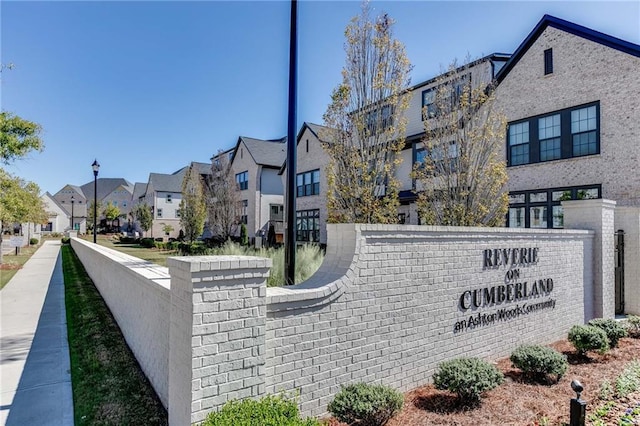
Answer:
[544,48,553,75]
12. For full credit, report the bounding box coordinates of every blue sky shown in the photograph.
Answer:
[2,0,639,195]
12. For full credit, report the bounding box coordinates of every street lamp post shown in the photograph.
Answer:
[71,195,74,231]
[92,159,100,243]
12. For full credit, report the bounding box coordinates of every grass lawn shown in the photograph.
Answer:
[62,244,167,425]
[86,235,177,266]
[0,244,40,290]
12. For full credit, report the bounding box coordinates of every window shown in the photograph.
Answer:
[366,105,394,134]
[507,102,599,166]
[421,74,470,120]
[240,200,248,224]
[166,194,172,203]
[176,209,181,218]
[544,48,553,75]
[123,202,127,207]
[507,185,601,229]
[296,209,320,242]
[398,213,406,224]
[236,171,248,190]
[157,208,163,218]
[509,122,530,165]
[296,170,320,197]
[571,105,598,156]
[270,205,283,221]
[538,114,561,161]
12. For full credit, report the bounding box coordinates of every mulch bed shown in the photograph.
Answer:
[326,337,640,426]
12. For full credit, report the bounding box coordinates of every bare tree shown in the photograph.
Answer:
[205,150,240,241]
[322,1,412,224]
[413,59,508,226]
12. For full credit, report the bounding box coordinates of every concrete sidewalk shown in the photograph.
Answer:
[0,240,74,425]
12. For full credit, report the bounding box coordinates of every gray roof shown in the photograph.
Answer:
[131,182,148,202]
[148,171,185,193]
[238,136,287,168]
[79,178,133,202]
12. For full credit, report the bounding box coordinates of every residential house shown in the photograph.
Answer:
[494,15,640,229]
[230,136,286,246]
[279,122,330,245]
[140,162,212,239]
[41,192,78,233]
[53,178,133,233]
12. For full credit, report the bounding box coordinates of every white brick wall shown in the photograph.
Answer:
[70,238,171,408]
[73,206,626,422]
[167,255,271,425]
[265,224,593,416]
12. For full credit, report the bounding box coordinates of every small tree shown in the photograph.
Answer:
[162,223,174,237]
[206,150,240,240]
[413,59,508,226]
[133,203,153,236]
[0,170,47,262]
[102,201,121,232]
[322,2,412,224]
[86,199,103,232]
[179,165,207,243]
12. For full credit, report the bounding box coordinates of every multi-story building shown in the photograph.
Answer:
[229,136,286,245]
[139,162,212,239]
[494,15,640,229]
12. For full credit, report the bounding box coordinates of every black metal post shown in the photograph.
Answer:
[92,159,100,243]
[570,380,586,426]
[284,0,298,285]
[71,196,74,231]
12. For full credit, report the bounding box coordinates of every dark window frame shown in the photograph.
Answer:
[507,184,602,229]
[236,171,248,190]
[506,102,600,167]
[296,209,320,242]
[296,169,320,197]
[544,48,553,75]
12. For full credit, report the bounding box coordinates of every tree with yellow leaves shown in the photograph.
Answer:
[413,59,508,226]
[322,1,412,224]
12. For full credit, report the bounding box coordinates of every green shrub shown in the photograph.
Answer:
[118,236,138,244]
[568,324,609,355]
[240,223,248,246]
[61,237,70,245]
[140,237,155,248]
[432,357,504,402]
[625,315,640,338]
[588,318,628,348]
[510,345,568,383]
[29,237,39,245]
[201,393,319,426]
[328,383,403,426]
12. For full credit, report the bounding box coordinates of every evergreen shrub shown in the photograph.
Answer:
[328,382,403,426]
[510,345,568,383]
[568,324,609,355]
[433,357,504,402]
[588,318,628,348]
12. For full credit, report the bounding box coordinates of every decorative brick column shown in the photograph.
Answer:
[167,255,270,425]
[563,199,616,320]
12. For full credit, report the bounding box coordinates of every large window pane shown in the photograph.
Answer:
[530,206,548,228]
[509,207,525,228]
[573,131,597,156]
[552,205,564,228]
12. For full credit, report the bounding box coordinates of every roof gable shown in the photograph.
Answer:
[497,14,640,84]
[232,136,287,168]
